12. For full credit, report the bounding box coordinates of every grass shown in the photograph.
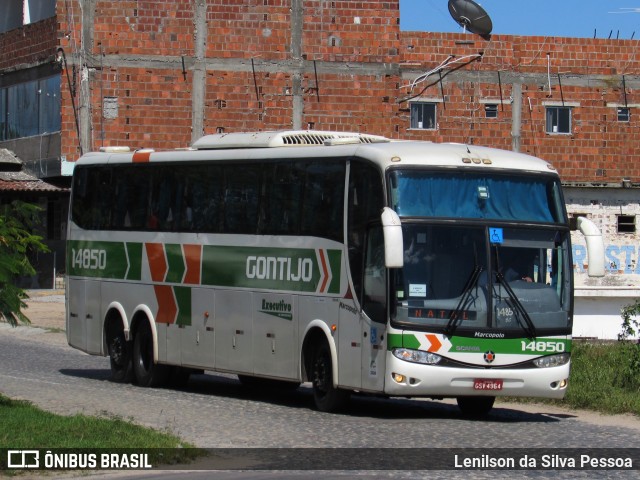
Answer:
[504,341,640,416]
[0,395,203,468]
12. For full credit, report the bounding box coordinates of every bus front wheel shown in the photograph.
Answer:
[107,331,132,383]
[456,396,495,417]
[132,322,168,387]
[310,340,350,412]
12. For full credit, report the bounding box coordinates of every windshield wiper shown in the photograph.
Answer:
[495,271,537,339]
[445,265,483,337]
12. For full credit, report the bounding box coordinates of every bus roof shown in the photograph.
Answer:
[76,131,557,175]
[192,130,389,149]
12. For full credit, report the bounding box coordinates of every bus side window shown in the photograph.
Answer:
[92,167,114,229]
[300,161,345,241]
[348,161,384,303]
[260,162,302,235]
[223,165,260,234]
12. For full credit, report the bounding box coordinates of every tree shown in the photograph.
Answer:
[620,299,640,341]
[615,300,640,391]
[0,201,49,326]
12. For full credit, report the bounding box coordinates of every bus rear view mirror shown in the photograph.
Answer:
[381,207,403,268]
[577,216,605,277]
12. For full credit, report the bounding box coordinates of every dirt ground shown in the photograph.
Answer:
[22,289,66,330]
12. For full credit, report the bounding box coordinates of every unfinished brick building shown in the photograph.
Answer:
[1,0,639,335]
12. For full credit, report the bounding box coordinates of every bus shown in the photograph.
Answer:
[66,130,604,415]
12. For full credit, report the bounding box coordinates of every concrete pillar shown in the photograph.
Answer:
[291,0,303,130]
[191,0,207,144]
[79,0,96,154]
[511,82,522,153]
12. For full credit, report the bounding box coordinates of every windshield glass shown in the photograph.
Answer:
[389,170,565,223]
[392,224,572,334]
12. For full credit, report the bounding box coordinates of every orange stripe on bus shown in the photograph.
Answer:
[145,243,167,282]
[154,285,177,324]
[183,244,202,285]
[132,151,151,163]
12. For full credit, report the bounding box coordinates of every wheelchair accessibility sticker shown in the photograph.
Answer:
[489,228,503,244]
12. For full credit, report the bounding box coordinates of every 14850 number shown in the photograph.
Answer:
[71,248,107,270]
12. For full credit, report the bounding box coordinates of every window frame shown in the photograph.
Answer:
[484,104,498,118]
[617,214,636,234]
[545,106,572,135]
[617,107,630,122]
[409,101,437,130]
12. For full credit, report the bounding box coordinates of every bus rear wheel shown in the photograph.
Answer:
[310,340,350,412]
[456,396,495,418]
[107,331,132,383]
[132,321,168,387]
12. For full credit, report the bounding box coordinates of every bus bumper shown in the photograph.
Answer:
[384,352,570,399]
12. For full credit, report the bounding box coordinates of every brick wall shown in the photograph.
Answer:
[46,2,640,184]
[398,32,640,182]
[0,16,57,70]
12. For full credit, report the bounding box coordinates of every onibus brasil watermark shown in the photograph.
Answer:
[6,450,152,470]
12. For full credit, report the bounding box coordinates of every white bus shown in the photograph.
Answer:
[66,130,604,415]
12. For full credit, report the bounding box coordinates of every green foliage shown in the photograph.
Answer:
[505,342,640,416]
[613,299,640,392]
[619,298,640,341]
[567,342,640,413]
[0,395,193,449]
[0,201,48,326]
[0,394,203,469]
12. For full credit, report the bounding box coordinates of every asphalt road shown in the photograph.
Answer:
[1,321,639,478]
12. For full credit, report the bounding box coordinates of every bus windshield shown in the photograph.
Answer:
[392,224,572,334]
[389,170,565,223]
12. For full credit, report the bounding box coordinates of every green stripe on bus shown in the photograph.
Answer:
[165,244,186,283]
[125,242,142,281]
[67,240,342,294]
[201,246,341,293]
[68,240,133,279]
[387,333,571,355]
[174,286,192,326]
[327,250,342,294]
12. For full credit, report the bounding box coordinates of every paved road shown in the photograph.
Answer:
[1,323,639,478]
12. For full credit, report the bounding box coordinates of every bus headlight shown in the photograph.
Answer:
[393,348,441,365]
[533,353,570,368]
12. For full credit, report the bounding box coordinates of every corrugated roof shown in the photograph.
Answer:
[0,149,67,193]
[0,178,65,192]
[0,171,66,193]
[0,148,22,166]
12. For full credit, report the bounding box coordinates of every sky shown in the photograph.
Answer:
[400,0,640,39]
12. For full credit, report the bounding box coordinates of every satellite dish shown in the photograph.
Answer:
[448,0,493,38]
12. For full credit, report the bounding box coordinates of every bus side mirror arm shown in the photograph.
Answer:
[381,207,403,268]
[577,216,605,277]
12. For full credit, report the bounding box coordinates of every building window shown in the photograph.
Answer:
[410,102,436,130]
[569,213,588,231]
[617,107,630,122]
[0,75,61,141]
[617,215,636,233]
[485,104,498,118]
[546,106,571,134]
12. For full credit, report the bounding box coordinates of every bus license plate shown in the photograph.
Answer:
[474,379,503,391]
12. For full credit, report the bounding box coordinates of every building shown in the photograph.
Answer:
[1,1,638,336]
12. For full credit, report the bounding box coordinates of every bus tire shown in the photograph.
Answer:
[107,330,132,383]
[132,321,169,388]
[456,396,495,418]
[310,340,350,412]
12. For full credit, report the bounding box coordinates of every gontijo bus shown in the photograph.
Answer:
[66,130,604,415]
